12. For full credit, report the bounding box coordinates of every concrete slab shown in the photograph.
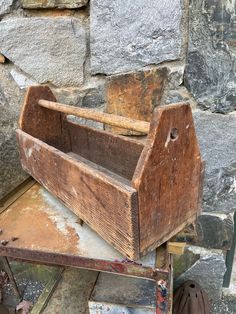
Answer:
[43,268,98,314]
[89,273,156,314]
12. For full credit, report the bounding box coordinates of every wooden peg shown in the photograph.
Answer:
[38,99,150,134]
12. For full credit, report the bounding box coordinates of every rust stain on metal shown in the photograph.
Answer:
[0,182,169,286]
[0,184,79,255]
[65,225,80,246]
[0,183,128,260]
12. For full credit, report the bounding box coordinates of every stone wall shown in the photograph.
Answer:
[0,0,236,309]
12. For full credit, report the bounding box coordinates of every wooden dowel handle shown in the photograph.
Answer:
[38,99,150,134]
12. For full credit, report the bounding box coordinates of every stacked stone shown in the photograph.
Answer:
[0,0,236,309]
[173,2,236,307]
[173,109,236,301]
[0,0,105,199]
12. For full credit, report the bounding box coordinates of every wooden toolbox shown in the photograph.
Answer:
[16,86,203,259]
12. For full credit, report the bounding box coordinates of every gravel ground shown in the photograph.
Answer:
[3,277,45,309]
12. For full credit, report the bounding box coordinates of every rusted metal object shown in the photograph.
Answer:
[0,184,168,279]
[0,183,170,312]
[0,183,171,313]
[173,280,210,314]
[1,257,21,300]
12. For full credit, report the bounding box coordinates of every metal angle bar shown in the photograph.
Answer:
[1,256,21,300]
[0,247,169,281]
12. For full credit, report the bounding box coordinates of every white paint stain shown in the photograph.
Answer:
[164,134,170,148]
[28,148,32,157]
[71,187,77,197]
[23,147,32,158]
[33,143,41,152]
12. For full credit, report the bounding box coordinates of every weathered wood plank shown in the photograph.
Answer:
[67,153,131,186]
[65,121,144,180]
[16,130,139,259]
[155,243,168,269]
[167,242,186,255]
[132,104,202,255]
[105,68,168,135]
[19,85,70,151]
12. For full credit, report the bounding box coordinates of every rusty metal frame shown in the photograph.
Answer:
[0,246,169,281]
[0,182,172,313]
[0,247,171,314]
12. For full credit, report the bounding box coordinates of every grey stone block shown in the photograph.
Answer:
[174,246,226,301]
[185,0,236,113]
[0,133,28,200]
[0,0,13,16]
[22,0,88,9]
[202,163,236,214]
[0,65,28,200]
[90,273,156,309]
[90,0,183,74]
[166,64,185,89]
[10,69,38,90]
[194,110,236,213]
[53,81,105,108]
[0,18,86,87]
[173,212,234,250]
[173,246,200,279]
[165,86,194,105]
[211,289,236,313]
[43,268,98,314]
[196,213,234,250]
[81,85,105,108]
[194,111,236,173]
[54,83,106,129]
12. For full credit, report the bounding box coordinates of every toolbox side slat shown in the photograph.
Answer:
[16,129,140,259]
[65,120,144,181]
[19,85,70,152]
[132,103,203,255]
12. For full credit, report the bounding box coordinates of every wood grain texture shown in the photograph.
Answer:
[106,68,168,135]
[16,130,139,259]
[39,99,150,134]
[17,86,203,259]
[19,85,70,151]
[132,104,202,255]
[65,120,144,180]
[156,243,168,269]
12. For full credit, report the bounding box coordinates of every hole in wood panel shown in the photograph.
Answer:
[170,128,178,140]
